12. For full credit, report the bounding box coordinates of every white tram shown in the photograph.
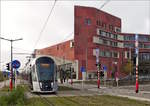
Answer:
[25,56,58,93]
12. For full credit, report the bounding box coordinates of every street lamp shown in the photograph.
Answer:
[0,36,23,91]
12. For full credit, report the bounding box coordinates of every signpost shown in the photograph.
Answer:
[135,34,139,93]
[103,65,107,71]
[12,60,21,89]
[12,60,21,69]
[95,48,100,88]
[80,66,86,89]
[103,65,107,86]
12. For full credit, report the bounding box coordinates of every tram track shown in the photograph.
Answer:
[25,86,54,106]
[34,90,83,106]
[25,83,99,106]
[37,93,55,106]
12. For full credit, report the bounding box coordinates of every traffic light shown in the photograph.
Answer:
[133,54,137,65]
[6,63,10,71]
[100,71,104,77]
[95,63,101,69]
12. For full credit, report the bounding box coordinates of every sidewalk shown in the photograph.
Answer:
[0,80,9,89]
[59,82,150,102]
[0,79,23,89]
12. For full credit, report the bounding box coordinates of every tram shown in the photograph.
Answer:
[25,56,58,93]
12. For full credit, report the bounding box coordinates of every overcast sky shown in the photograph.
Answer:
[0,0,150,70]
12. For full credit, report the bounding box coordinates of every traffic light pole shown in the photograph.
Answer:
[0,37,22,91]
[135,34,139,93]
[97,65,100,88]
[135,53,139,93]
[95,48,100,89]
[10,41,13,90]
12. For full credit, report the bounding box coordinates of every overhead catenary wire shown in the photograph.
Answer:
[13,47,33,53]
[34,0,57,49]
[60,31,74,43]
[99,0,111,10]
[61,0,110,43]
[34,0,109,50]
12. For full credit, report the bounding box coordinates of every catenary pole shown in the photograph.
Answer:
[0,37,22,91]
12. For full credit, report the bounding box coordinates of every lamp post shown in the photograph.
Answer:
[0,37,23,91]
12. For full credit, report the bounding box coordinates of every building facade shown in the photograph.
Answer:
[35,6,150,79]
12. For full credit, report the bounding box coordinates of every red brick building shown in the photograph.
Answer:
[35,6,150,79]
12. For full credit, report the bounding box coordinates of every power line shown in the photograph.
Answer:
[61,1,110,43]
[99,0,111,10]
[13,47,33,52]
[60,31,73,43]
[60,0,110,44]
[34,0,109,50]
[13,53,33,55]
[34,0,57,49]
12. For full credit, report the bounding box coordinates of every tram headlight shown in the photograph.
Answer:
[51,82,53,87]
[39,82,42,88]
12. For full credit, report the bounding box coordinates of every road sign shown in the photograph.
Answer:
[80,66,86,72]
[12,60,21,69]
[95,48,100,63]
[96,58,99,63]
[135,34,138,41]
[135,48,139,54]
[95,48,100,58]
[103,65,107,71]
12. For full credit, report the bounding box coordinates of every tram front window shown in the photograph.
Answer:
[37,63,54,81]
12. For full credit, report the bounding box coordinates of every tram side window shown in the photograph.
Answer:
[32,65,37,81]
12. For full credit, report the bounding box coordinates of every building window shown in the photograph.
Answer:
[124,36,135,41]
[127,52,130,59]
[101,31,106,36]
[110,52,112,57]
[115,27,121,33]
[106,51,111,57]
[99,21,102,26]
[140,53,150,61]
[98,50,119,58]
[144,44,150,49]
[113,52,118,58]
[102,23,107,29]
[110,33,114,38]
[103,39,108,45]
[96,20,100,26]
[99,30,102,35]
[85,18,91,25]
[109,41,113,46]
[114,42,118,47]
[139,43,144,48]
[70,41,74,48]
[125,51,130,59]
[96,20,99,26]
[112,42,118,47]
[124,43,134,48]
[113,34,118,39]
[109,25,113,31]
[108,33,111,38]
[139,36,150,42]
[106,32,110,37]
[57,45,59,50]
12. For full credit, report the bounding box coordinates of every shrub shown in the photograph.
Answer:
[0,86,27,106]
